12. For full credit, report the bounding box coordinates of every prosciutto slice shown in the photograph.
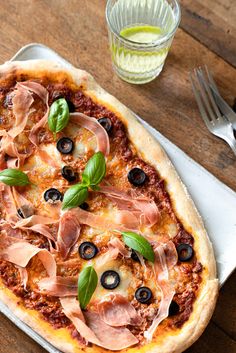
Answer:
[70,113,110,156]
[9,83,34,139]
[12,187,34,218]
[17,81,49,146]
[38,276,77,296]
[144,241,177,341]
[0,234,56,277]
[98,185,159,228]
[0,184,18,219]
[60,297,138,350]
[57,211,81,259]
[108,237,131,258]
[70,207,138,232]
[97,294,142,327]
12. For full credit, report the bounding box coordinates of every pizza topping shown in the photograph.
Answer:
[128,167,147,186]
[97,294,143,327]
[57,210,81,259]
[79,202,89,210]
[0,235,56,277]
[60,297,138,350]
[12,187,34,218]
[38,149,60,169]
[19,81,49,146]
[79,241,99,260]
[10,83,34,139]
[44,188,63,203]
[38,276,77,297]
[131,249,140,262]
[121,231,155,262]
[0,168,30,186]
[135,287,153,304]
[108,237,131,258]
[70,112,110,156]
[98,185,160,228]
[101,270,120,290]
[177,243,194,262]
[144,243,176,341]
[78,266,98,309]
[98,117,113,134]
[61,165,77,182]
[48,98,70,138]
[168,300,180,316]
[56,137,74,154]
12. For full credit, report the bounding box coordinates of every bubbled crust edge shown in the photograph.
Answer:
[0,60,219,353]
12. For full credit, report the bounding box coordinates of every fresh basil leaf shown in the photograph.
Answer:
[82,152,106,186]
[0,169,30,186]
[121,231,155,263]
[48,98,70,134]
[78,266,98,309]
[62,184,88,210]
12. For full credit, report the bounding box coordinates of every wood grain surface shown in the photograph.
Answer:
[0,1,235,352]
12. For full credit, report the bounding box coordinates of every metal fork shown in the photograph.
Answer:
[190,67,236,156]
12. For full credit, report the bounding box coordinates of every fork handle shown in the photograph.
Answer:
[225,137,236,156]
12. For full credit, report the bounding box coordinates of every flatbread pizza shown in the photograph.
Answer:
[0,60,218,353]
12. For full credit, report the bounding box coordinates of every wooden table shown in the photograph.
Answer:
[0,0,235,352]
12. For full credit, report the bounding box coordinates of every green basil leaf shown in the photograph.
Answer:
[0,169,30,186]
[62,184,88,210]
[82,152,106,186]
[48,98,70,134]
[121,231,155,263]
[78,266,98,309]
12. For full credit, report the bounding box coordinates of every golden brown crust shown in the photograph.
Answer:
[0,59,219,353]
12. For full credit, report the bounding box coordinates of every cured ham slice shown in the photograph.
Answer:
[97,294,142,327]
[70,113,110,156]
[12,187,34,218]
[38,276,77,296]
[60,297,138,350]
[0,234,56,278]
[17,81,49,146]
[98,185,159,228]
[17,266,28,290]
[0,184,18,219]
[108,237,131,258]
[144,242,177,341]
[57,211,81,259]
[9,83,34,139]
[70,207,138,232]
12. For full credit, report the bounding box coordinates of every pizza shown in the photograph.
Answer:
[0,60,218,353]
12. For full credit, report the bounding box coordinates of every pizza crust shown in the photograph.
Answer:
[0,60,219,353]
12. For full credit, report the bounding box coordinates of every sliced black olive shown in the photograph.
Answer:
[79,202,89,210]
[128,168,147,186]
[17,208,25,219]
[61,166,77,182]
[177,243,194,262]
[101,270,120,289]
[135,287,152,304]
[168,300,180,316]
[56,137,74,154]
[67,100,76,113]
[131,249,140,262]
[79,242,98,260]
[44,188,63,203]
[98,117,113,133]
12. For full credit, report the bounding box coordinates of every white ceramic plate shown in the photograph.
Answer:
[0,43,235,353]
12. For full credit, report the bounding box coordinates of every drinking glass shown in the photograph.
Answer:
[106,0,181,84]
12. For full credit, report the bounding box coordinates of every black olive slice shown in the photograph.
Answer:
[17,208,25,219]
[168,300,180,316]
[131,249,140,262]
[79,242,98,260]
[177,243,194,262]
[17,205,34,219]
[79,202,89,210]
[61,166,77,182]
[67,100,76,113]
[44,188,63,203]
[135,287,152,304]
[56,137,74,154]
[128,168,147,186]
[98,117,113,133]
[100,270,120,289]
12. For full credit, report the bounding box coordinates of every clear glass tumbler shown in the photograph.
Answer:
[106,0,181,84]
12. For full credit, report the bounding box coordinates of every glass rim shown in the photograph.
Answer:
[105,0,181,48]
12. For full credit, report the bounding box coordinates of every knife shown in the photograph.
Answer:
[210,85,236,130]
